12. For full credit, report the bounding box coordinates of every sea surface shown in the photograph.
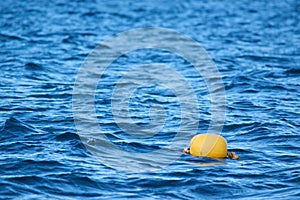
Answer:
[1,0,300,199]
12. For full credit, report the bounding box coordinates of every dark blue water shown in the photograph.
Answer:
[1,0,300,199]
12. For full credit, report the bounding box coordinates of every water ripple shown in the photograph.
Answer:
[0,0,299,199]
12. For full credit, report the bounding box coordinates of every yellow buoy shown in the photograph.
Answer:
[189,133,227,159]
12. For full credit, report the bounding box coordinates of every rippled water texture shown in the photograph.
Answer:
[1,0,300,199]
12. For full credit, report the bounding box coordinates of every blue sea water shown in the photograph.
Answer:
[1,0,300,199]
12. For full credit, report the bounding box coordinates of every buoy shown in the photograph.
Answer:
[189,133,228,159]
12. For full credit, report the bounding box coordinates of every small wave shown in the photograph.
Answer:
[0,33,25,41]
[25,62,43,71]
[54,132,81,141]
[284,68,300,75]
[0,117,38,137]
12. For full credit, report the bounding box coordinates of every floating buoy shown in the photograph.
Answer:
[189,133,228,159]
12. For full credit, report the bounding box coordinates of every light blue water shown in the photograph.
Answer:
[0,0,299,199]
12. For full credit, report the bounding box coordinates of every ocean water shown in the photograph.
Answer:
[1,0,300,199]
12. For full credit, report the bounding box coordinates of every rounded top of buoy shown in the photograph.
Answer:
[189,133,227,159]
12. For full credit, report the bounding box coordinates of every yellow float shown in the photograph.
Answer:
[184,133,239,160]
